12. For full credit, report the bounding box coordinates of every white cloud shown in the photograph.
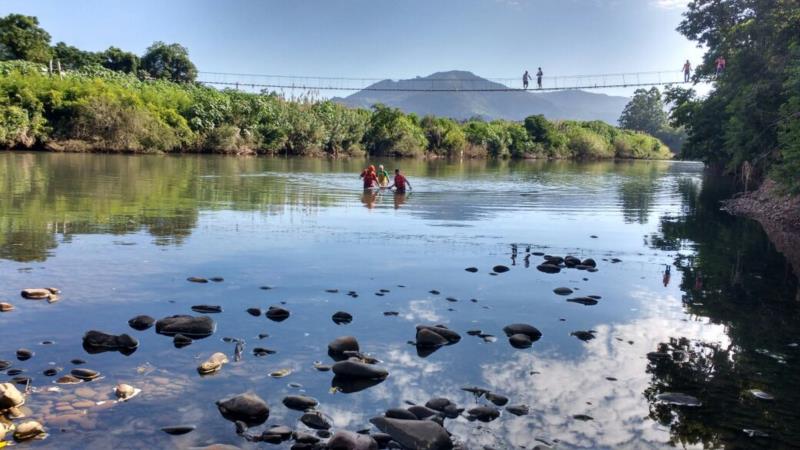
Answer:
[652,0,689,9]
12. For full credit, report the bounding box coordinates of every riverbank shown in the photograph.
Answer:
[0,60,673,160]
[724,179,800,277]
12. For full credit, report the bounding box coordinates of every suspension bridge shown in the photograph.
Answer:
[197,70,707,95]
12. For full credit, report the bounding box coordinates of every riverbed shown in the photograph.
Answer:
[0,153,798,449]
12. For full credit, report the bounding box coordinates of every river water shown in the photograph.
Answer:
[0,153,798,449]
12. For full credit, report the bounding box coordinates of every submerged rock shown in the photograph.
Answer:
[266,306,290,322]
[566,297,598,306]
[570,330,597,342]
[21,288,58,300]
[327,430,379,450]
[369,416,452,450]
[161,425,195,435]
[82,330,139,355]
[553,287,573,296]
[416,328,449,348]
[416,325,461,345]
[260,425,293,443]
[485,392,509,406]
[16,348,33,361]
[573,414,594,421]
[173,334,193,348]
[191,305,223,314]
[385,408,418,420]
[56,375,82,384]
[246,308,262,317]
[0,302,14,312]
[187,277,209,283]
[128,315,155,331]
[503,324,542,341]
[156,315,215,338]
[252,347,276,357]
[537,264,561,274]
[216,393,270,425]
[465,267,478,273]
[492,265,510,273]
[115,383,137,400]
[581,258,597,268]
[506,404,529,416]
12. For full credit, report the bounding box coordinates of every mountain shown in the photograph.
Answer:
[333,70,629,124]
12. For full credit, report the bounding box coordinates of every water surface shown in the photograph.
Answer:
[0,153,798,449]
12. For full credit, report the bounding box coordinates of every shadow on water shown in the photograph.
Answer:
[645,173,800,449]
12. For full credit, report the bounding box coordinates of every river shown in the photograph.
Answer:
[0,152,798,449]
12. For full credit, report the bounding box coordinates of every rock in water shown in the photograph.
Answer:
[468,405,500,422]
[332,360,389,380]
[266,306,290,322]
[282,395,319,411]
[465,267,478,273]
[492,265,510,273]
[198,352,229,375]
[187,277,208,283]
[503,324,542,341]
[581,258,597,267]
[16,349,33,361]
[328,336,360,360]
[127,315,155,331]
[327,430,379,450]
[216,393,270,425]
[0,302,14,312]
[115,383,136,400]
[82,330,139,355]
[246,308,262,317]
[416,328,449,348]
[71,368,100,380]
[369,416,452,450]
[508,334,532,349]
[485,392,509,406]
[12,420,44,441]
[332,311,353,325]
[566,297,599,306]
[553,287,573,296]
[506,404,529,416]
[173,334,193,348]
[161,425,195,435]
[536,264,561,274]
[300,411,332,430]
[415,325,461,344]
[0,382,25,409]
[191,304,223,314]
[155,315,215,338]
[21,288,56,300]
[571,330,597,342]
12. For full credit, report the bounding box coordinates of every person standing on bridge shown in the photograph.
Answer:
[523,70,532,89]
[683,60,692,82]
[536,68,543,89]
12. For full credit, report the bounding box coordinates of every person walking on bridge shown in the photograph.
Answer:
[536,68,543,89]
[523,70,532,90]
[683,60,692,82]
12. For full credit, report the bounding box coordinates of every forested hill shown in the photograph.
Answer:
[334,71,630,124]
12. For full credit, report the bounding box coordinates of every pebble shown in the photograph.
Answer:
[246,308,262,317]
[300,411,332,430]
[573,414,594,421]
[173,334,193,348]
[269,368,292,378]
[332,311,353,325]
[266,306,290,322]
[210,277,224,282]
[282,395,319,411]
[56,375,82,384]
[0,360,11,370]
[492,265,510,273]
[537,264,561,274]
[115,384,136,400]
[216,392,270,426]
[0,302,14,312]
[43,368,59,377]
[187,277,209,283]
[191,305,223,314]
[16,348,34,361]
[468,405,500,422]
[486,392,509,406]
[566,297,599,306]
[0,382,25,409]
[71,368,100,381]
[506,404,529,416]
[328,336,360,360]
[253,347,276,357]
[553,287,573,296]
[465,267,478,273]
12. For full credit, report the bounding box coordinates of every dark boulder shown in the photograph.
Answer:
[191,304,223,314]
[553,287,573,296]
[300,411,331,430]
[266,306,290,322]
[467,405,500,422]
[328,336,360,360]
[385,408,418,420]
[508,334,532,349]
[173,334,193,348]
[492,265,510,273]
[502,324,542,341]
[282,395,318,411]
[327,430,379,450]
[332,360,388,380]
[566,297,598,306]
[127,315,155,331]
[82,331,139,355]
[537,264,561,274]
[216,393,270,426]
[415,325,460,344]
[581,258,597,268]
[415,329,449,348]
[369,416,453,450]
[332,311,353,325]
[485,393,508,406]
[155,315,215,338]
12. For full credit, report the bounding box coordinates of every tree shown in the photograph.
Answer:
[141,41,197,83]
[100,46,139,74]
[52,42,101,70]
[619,88,668,136]
[0,14,52,63]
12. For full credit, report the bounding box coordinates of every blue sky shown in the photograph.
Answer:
[0,0,702,95]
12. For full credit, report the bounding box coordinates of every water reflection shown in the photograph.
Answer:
[1,153,798,449]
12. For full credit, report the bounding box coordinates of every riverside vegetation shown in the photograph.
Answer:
[0,14,672,160]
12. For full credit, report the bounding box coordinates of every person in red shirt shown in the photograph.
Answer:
[360,165,378,189]
[387,169,412,193]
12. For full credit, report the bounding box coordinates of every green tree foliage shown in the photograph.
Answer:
[100,46,140,74]
[0,14,52,63]
[141,41,197,83]
[363,104,427,157]
[421,115,467,157]
[52,42,101,70]
[619,87,685,153]
[667,0,800,190]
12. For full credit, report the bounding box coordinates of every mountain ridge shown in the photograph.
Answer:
[333,70,629,124]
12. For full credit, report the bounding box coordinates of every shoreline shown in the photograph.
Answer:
[724,180,800,278]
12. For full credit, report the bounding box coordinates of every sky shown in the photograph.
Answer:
[0,0,705,96]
